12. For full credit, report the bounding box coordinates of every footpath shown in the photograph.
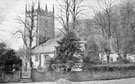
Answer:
[2,78,135,84]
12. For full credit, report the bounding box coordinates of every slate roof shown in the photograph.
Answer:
[32,38,61,54]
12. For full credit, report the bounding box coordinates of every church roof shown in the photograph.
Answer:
[32,38,61,54]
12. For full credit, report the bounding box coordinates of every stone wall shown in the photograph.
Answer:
[32,69,135,82]
[1,69,135,82]
[0,71,20,83]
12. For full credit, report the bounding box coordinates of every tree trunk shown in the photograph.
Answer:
[123,53,127,59]
[107,55,110,63]
[117,52,122,61]
[38,54,42,68]
[106,49,110,63]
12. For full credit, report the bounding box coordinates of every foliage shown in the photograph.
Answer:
[0,43,22,74]
[116,1,135,56]
[84,64,135,71]
[0,43,6,67]
[0,42,6,54]
[83,38,100,64]
[76,0,135,63]
[46,58,56,71]
[116,58,130,64]
[55,31,81,71]
[16,48,27,59]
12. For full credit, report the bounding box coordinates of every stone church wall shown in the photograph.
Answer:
[38,15,54,44]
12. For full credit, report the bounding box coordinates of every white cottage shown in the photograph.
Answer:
[99,53,119,63]
[31,38,60,69]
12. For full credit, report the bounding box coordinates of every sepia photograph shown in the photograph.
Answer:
[0,0,135,84]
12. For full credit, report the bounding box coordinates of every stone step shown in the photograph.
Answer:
[21,78,33,83]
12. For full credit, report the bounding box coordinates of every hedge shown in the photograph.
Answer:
[85,63,135,71]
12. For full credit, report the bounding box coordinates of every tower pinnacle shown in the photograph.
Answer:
[45,4,48,12]
[25,4,27,13]
[38,0,40,11]
[53,4,54,13]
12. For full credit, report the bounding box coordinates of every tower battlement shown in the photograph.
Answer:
[25,3,54,17]
[36,4,54,17]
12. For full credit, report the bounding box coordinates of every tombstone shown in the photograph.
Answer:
[56,78,72,84]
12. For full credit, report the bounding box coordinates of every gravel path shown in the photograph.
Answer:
[3,78,135,84]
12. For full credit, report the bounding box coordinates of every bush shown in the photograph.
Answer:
[84,64,135,72]
[0,49,22,74]
[54,31,81,71]
[83,40,100,64]
[117,58,130,64]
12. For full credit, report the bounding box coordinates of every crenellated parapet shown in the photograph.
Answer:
[25,4,54,17]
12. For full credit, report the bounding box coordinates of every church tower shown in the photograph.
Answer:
[25,1,55,47]
[36,1,55,45]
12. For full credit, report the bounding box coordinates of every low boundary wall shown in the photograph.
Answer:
[0,71,20,83]
[32,69,135,82]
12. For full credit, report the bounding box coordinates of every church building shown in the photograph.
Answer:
[24,1,58,71]
[24,1,86,71]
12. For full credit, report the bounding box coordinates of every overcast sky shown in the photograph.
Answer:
[0,0,124,50]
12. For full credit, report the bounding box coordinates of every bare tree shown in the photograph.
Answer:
[0,14,5,25]
[57,0,84,34]
[13,2,36,69]
[70,0,85,30]
[0,9,6,38]
[118,1,135,58]
[93,0,116,63]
